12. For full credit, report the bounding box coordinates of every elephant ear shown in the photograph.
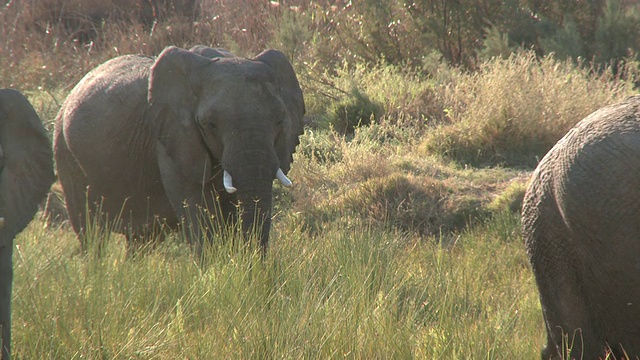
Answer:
[254,50,305,174]
[147,47,218,187]
[0,89,55,246]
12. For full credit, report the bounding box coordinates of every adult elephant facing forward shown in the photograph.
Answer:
[54,46,304,253]
[522,95,640,359]
[0,89,55,360]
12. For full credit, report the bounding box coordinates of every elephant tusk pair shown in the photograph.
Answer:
[222,169,292,194]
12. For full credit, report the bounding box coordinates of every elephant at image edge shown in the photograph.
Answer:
[522,95,640,359]
[0,89,55,360]
[54,45,304,252]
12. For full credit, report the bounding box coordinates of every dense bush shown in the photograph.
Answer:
[327,87,382,135]
[422,51,637,166]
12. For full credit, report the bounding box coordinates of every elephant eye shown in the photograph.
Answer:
[202,118,217,131]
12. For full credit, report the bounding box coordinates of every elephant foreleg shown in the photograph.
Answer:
[156,142,215,255]
[0,242,12,360]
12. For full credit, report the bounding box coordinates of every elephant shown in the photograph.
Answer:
[522,95,640,359]
[0,89,55,360]
[54,45,305,254]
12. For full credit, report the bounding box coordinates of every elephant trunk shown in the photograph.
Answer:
[223,140,278,251]
[235,186,273,250]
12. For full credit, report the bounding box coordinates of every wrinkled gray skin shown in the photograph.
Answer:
[54,46,304,254]
[522,95,640,359]
[0,89,55,360]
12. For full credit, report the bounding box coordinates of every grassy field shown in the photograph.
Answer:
[14,207,543,359]
[4,1,640,358]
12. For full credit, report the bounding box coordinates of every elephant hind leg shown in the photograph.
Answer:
[536,261,600,359]
[524,202,599,359]
[527,236,601,358]
[0,243,12,360]
[54,133,91,249]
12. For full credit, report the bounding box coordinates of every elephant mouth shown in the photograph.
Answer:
[222,169,291,194]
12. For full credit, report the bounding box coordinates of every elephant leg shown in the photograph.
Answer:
[55,136,91,249]
[537,276,596,359]
[0,242,12,360]
[527,222,599,358]
[156,143,211,255]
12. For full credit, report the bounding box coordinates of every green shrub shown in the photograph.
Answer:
[477,25,517,61]
[594,0,640,65]
[539,17,586,61]
[327,87,383,135]
[268,8,312,62]
[304,61,437,134]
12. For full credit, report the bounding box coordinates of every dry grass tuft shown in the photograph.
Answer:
[333,172,477,236]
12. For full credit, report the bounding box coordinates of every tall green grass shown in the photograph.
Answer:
[12,208,542,359]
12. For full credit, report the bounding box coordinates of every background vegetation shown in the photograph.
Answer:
[3,0,639,358]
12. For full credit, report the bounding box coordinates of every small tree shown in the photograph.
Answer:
[594,0,640,65]
[539,17,586,61]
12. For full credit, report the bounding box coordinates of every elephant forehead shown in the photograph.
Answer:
[197,95,286,129]
[199,80,283,114]
[202,59,276,83]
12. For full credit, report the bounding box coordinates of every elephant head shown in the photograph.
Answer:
[0,89,55,360]
[146,46,305,251]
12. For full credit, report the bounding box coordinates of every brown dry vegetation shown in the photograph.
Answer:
[3,0,638,237]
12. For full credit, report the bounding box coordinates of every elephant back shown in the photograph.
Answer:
[55,55,154,174]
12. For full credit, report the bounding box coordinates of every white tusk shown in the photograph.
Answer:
[223,170,237,193]
[276,168,292,187]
